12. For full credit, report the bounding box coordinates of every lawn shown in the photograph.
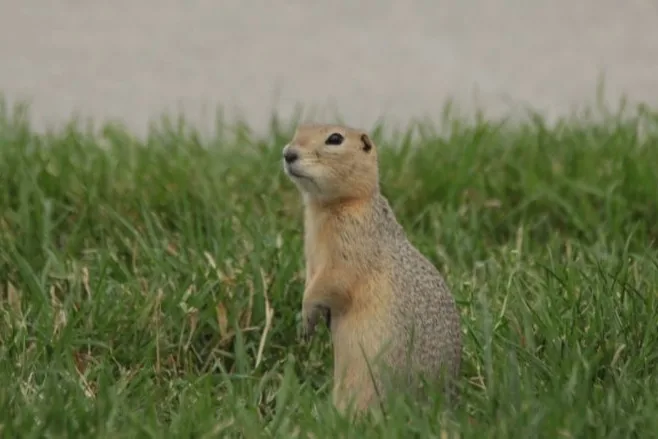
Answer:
[0,98,657,438]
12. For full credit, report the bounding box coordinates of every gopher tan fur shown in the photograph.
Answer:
[282,123,461,415]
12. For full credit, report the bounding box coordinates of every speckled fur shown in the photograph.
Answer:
[282,123,461,415]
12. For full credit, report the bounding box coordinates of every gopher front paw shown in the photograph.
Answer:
[301,304,331,341]
[323,307,331,328]
[301,305,319,341]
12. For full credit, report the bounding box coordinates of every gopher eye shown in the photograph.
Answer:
[325,133,344,145]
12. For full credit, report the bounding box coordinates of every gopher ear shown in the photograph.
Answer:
[360,134,373,152]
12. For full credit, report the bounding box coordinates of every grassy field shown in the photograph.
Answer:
[0,98,657,438]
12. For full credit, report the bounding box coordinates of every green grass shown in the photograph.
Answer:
[0,98,657,438]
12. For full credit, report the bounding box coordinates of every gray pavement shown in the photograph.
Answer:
[1,1,657,137]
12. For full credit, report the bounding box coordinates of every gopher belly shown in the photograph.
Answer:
[329,304,402,413]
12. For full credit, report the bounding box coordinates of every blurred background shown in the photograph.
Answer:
[1,0,657,136]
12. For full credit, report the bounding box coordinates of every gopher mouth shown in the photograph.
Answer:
[287,168,305,178]
[284,163,310,180]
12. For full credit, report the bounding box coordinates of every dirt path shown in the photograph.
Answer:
[1,1,657,136]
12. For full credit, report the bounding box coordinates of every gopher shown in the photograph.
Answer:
[282,123,461,415]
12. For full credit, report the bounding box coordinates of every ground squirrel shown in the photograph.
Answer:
[282,123,462,415]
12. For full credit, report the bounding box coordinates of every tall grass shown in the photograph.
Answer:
[0,99,657,437]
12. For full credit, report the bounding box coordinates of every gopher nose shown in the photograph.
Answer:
[283,149,299,164]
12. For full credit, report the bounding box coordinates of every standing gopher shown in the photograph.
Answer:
[282,123,461,414]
